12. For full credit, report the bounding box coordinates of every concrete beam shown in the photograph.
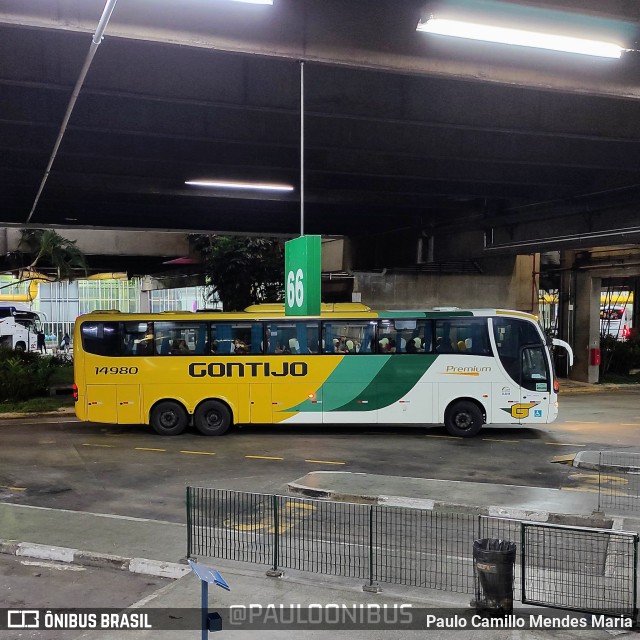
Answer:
[1,228,190,259]
[2,0,639,99]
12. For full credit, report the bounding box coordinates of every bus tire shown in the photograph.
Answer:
[444,400,483,437]
[150,401,188,436]
[194,400,231,436]
[14,342,25,352]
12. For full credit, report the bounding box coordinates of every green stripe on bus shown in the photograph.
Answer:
[332,355,437,412]
[286,356,389,413]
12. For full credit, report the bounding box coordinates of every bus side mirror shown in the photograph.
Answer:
[552,338,574,367]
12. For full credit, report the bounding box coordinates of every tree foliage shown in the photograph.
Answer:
[191,235,284,311]
[17,229,88,280]
[0,348,57,401]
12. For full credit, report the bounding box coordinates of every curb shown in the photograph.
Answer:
[0,539,189,580]
[287,482,611,527]
[573,451,640,474]
[560,383,640,394]
[0,408,76,419]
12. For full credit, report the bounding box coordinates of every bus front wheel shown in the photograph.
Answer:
[194,400,231,436]
[150,401,188,436]
[444,401,483,437]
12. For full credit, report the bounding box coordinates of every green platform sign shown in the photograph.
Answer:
[285,235,321,316]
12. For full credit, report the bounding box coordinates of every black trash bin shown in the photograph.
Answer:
[473,538,516,614]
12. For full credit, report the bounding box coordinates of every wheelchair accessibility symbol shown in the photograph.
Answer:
[534,409,542,417]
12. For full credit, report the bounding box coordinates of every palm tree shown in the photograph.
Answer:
[18,229,88,280]
[0,229,89,293]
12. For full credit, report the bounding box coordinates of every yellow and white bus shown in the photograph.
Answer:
[73,303,571,438]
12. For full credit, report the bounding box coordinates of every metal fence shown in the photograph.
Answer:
[522,522,638,618]
[598,451,640,514]
[187,487,480,593]
[186,487,638,618]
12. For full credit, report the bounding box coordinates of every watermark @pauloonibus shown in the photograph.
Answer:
[2,607,634,631]
[229,603,413,627]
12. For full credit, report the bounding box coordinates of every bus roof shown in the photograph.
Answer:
[78,304,538,322]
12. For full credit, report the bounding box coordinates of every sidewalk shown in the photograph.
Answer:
[0,502,629,640]
[558,378,635,393]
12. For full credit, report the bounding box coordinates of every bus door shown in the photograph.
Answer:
[518,344,551,424]
[490,317,551,424]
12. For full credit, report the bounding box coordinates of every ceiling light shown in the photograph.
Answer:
[417,17,623,58]
[231,0,273,4]
[186,179,294,192]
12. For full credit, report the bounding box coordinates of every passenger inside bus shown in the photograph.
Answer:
[136,329,155,355]
[232,339,248,354]
[171,339,190,354]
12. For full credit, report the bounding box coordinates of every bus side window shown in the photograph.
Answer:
[323,321,373,355]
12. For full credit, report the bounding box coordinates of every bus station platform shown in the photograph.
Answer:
[288,471,608,525]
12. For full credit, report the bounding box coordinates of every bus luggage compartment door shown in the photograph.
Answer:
[250,384,273,424]
[272,384,322,424]
[86,385,117,424]
[116,385,141,424]
[322,382,377,424]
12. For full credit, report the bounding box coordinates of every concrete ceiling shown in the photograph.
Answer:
[1,0,640,256]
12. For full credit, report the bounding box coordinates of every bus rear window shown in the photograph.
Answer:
[81,322,122,356]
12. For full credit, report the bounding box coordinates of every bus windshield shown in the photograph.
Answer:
[14,311,42,333]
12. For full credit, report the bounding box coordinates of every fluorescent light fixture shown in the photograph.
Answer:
[417,17,623,58]
[186,179,294,192]
[231,0,273,4]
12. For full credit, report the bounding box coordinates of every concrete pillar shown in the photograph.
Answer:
[557,251,575,348]
[139,276,154,314]
[572,271,601,383]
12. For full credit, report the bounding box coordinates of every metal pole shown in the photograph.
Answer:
[26,0,119,223]
[272,494,279,572]
[186,486,192,559]
[520,522,526,603]
[597,451,602,512]
[633,534,638,623]
[201,579,208,640]
[299,60,304,237]
[369,506,374,587]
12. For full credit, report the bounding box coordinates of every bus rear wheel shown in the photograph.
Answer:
[444,400,483,437]
[194,400,231,436]
[150,401,188,436]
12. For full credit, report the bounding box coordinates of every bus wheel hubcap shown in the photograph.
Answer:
[161,411,176,427]
[206,412,221,427]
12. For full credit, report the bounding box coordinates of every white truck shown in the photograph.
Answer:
[600,305,633,341]
[0,305,44,351]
